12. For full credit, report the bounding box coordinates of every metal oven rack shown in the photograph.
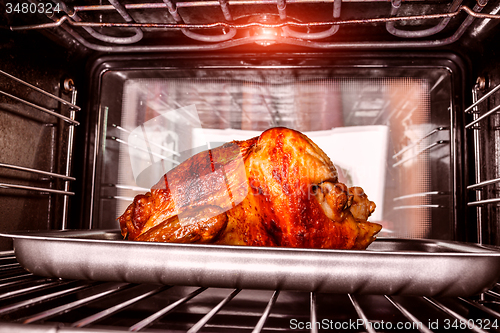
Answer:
[8,0,500,52]
[1,251,500,332]
[467,80,500,245]
[0,70,80,230]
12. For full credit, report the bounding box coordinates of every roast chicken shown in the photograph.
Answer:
[119,127,382,249]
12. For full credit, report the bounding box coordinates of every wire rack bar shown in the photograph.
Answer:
[0,267,32,277]
[393,140,448,167]
[0,89,79,125]
[187,288,241,333]
[252,290,280,333]
[465,83,500,113]
[0,258,16,263]
[348,294,377,333]
[61,84,77,230]
[471,85,484,243]
[0,263,21,270]
[424,297,489,333]
[0,70,80,111]
[72,285,172,328]
[107,184,150,192]
[458,298,500,321]
[0,261,27,270]
[310,292,318,333]
[0,183,75,196]
[129,287,207,331]
[385,296,433,333]
[486,290,500,299]
[0,273,33,288]
[0,279,67,301]
[393,204,443,210]
[467,198,500,206]
[467,177,500,190]
[393,127,447,159]
[465,103,500,129]
[110,136,180,165]
[0,283,94,316]
[393,191,445,201]
[108,195,136,201]
[112,124,181,157]
[0,275,36,289]
[21,283,133,324]
[0,163,75,181]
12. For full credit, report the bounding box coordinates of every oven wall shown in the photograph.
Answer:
[0,24,87,250]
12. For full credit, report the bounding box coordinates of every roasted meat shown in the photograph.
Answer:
[119,127,382,249]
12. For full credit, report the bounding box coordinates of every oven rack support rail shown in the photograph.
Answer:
[391,125,450,212]
[466,79,500,246]
[466,81,500,206]
[7,0,500,52]
[1,252,500,332]
[0,70,80,230]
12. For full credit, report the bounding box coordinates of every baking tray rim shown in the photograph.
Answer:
[2,229,500,257]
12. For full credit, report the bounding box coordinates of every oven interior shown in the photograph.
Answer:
[1,0,500,331]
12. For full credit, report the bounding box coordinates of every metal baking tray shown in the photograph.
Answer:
[2,229,500,297]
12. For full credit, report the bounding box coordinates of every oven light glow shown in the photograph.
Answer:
[247,14,280,46]
[253,26,279,46]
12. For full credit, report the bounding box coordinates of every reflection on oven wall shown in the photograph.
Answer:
[99,74,451,240]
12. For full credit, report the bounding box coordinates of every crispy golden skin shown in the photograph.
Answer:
[119,127,381,249]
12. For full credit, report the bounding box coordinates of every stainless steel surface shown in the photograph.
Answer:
[2,251,500,332]
[3,230,500,297]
